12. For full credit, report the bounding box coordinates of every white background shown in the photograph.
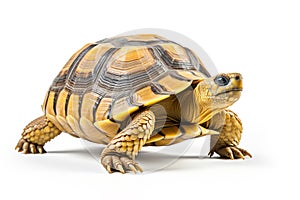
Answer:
[1,0,299,199]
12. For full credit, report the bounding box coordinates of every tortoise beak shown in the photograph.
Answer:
[215,88,242,96]
[230,73,243,89]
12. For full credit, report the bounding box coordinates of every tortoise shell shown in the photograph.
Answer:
[42,34,211,144]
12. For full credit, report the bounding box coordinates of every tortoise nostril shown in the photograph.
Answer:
[235,75,240,81]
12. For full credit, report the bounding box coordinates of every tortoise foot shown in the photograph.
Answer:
[209,146,252,160]
[15,138,46,154]
[101,153,143,174]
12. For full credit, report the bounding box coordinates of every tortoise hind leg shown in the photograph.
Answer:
[15,115,61,154]
[100,110,155,174]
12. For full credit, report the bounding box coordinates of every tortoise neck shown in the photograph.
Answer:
[192,83,223,124]
[176,87,202,124]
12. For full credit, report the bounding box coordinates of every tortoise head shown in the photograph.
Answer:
[195,73,243,109]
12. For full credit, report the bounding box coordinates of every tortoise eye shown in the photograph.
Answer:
[214,75,230,86]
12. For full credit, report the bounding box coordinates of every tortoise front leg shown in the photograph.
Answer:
[100,110,155,174]
[15,115,62,154]
[208,110,252,159]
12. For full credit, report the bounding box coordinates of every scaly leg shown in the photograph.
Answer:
[208,110,252,159]
[15,115,62,154]
[100,110,155,174]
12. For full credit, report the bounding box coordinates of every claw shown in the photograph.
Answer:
[231,147,245,159]
[229,152,234,160]
[37,146,45,154]
[116,164,125,174]
[106,166,112,173]
[15,138,25,151]
[128,164,137,173]
[22,142,29,154]
[219,147,234,159]
[30,144,37,154]
[223,147,234,159]
[238,148,252,158]
[112,155,125,173]
[135,164,143,173]
[246,152,252,158]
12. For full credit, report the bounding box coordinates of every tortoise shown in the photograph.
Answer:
[15,33,251,173]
